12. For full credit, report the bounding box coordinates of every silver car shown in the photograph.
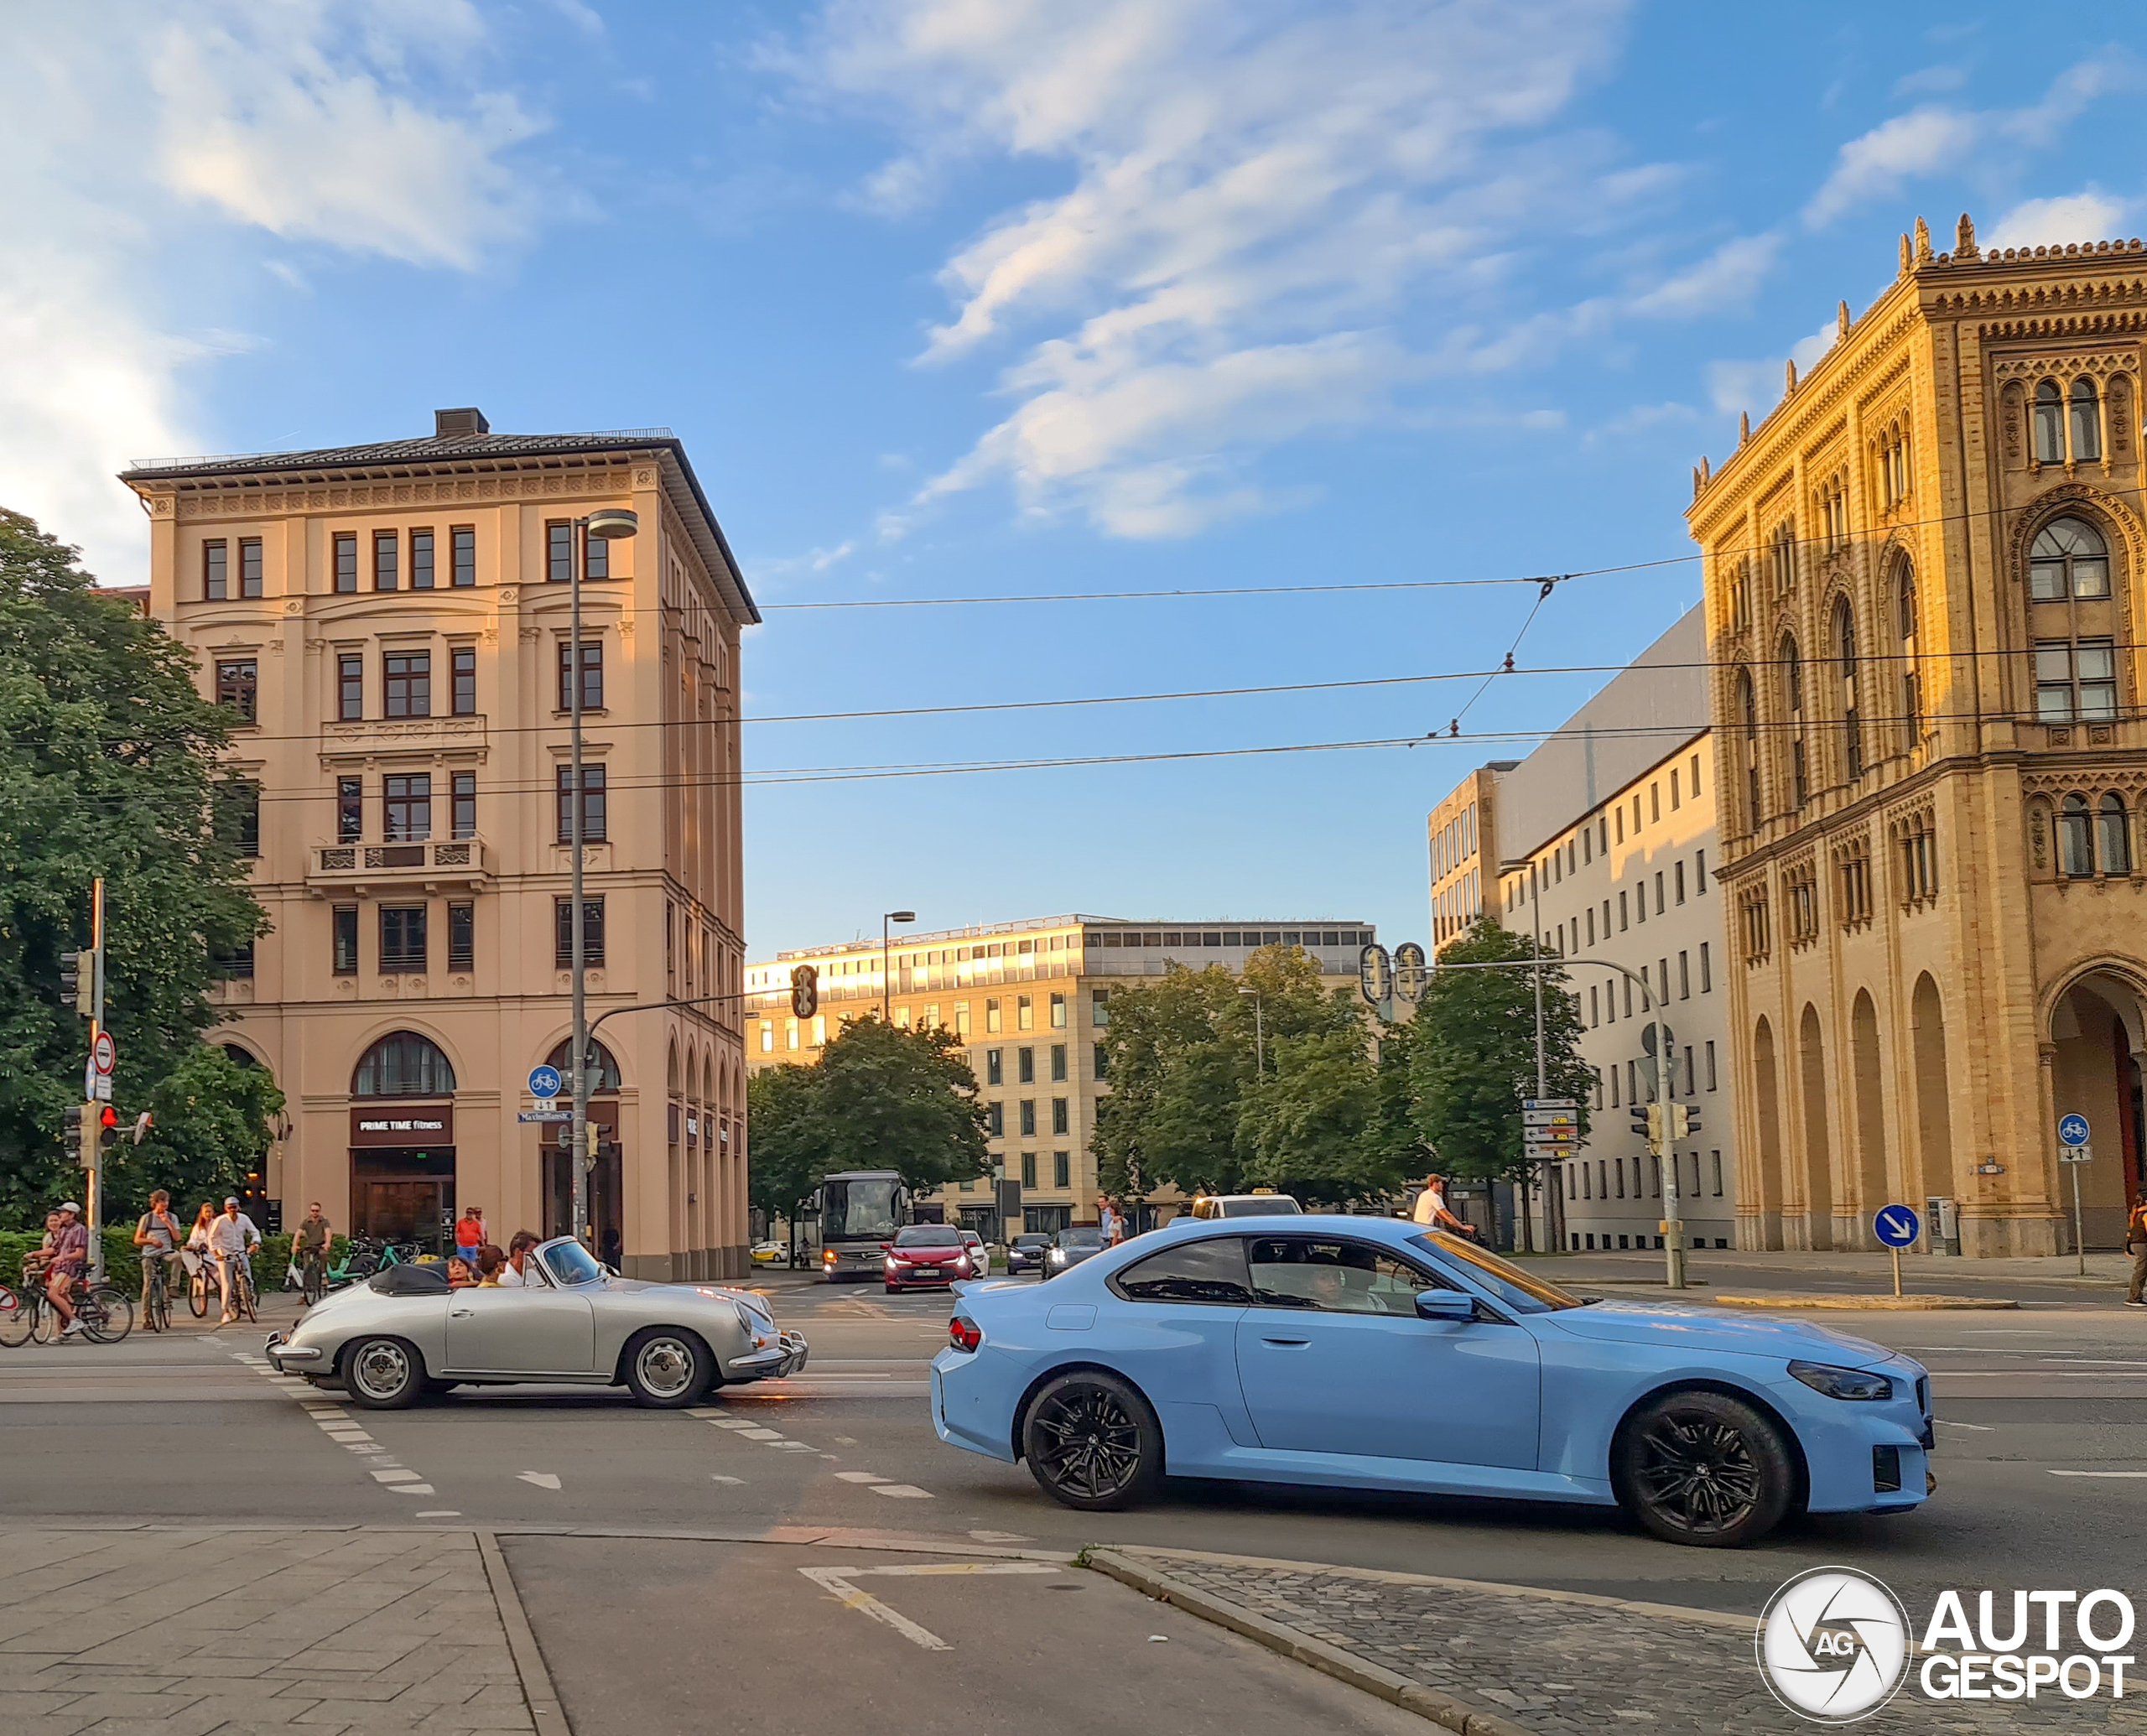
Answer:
[263,1236,808,1410]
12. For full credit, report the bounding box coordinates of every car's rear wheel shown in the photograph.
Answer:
[343,1336,424,1409]
[1022,1370,1162,1512]
[1612,1389,1794,1547]
[622,1328,713,1408]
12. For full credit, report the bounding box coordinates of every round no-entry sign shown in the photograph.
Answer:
[91,1032,116,1077]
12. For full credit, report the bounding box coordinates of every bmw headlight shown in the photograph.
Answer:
[1788,1359,1894,1401]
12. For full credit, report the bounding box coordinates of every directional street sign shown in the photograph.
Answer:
[1522,1098,1578,1111]
[92,1032,116,1077]
[528,1064,563,1101]
[2058,1113,2091,1147]
[1872,1204,1921,1249]
[2059,1146,2094,1165]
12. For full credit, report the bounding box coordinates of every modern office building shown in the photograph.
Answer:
[122,409,758,1277]
[1691,217,2147,1254]
[745,915,1378,1233]
[1427,764,1511,953]
[1430,608,1736,1251]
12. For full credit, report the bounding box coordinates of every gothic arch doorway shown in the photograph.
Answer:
[2046,966,2147,1250]
[1798,1003,1834,1250]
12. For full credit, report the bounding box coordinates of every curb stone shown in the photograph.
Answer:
[479,1530,571,1736]
[1708,1292,2020,1310]
[1085,1547,1534,1736]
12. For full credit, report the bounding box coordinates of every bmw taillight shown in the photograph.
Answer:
[949,1315,982,1353]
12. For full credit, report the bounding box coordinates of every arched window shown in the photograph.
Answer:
[2035,380,2065,464]
[2072,378,2103,463]
[1735,667,1760,832]
[1834,599,1862,778]
[2060,794,2096,878]
[353,1032,456,1098]
[1781,634,1802,713]
[2030,516,2109,600]
[1898,564,1918,640]
[1781,634,1807,806]
[2099,793,2132,876]
[546,1037,622,1094]
[1898,563,1921,743]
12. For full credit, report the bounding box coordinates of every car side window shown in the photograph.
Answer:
[1111,1236,1254,1305]
[1245,1237,1445,1316]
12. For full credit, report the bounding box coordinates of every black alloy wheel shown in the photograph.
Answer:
[1021,1370,1162,1512]
[1613,1389,1793,1548]
[344,1336,424,1409]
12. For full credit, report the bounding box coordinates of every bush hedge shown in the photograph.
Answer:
[0,1229,350,1297]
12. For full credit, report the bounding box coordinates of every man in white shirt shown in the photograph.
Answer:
[1411,1172,1476,1237]
[206,1196,262,1323]
[496,1230,540,1287]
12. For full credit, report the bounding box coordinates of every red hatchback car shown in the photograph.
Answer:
[884,1225,977,1292]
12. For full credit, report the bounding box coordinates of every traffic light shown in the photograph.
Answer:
[68,1104,95,1169]
[59,949,92,1016]
[1669,1103,1701,1140]
[98,1104,121,1151]
[1644,1103,1665,1154]
[132,1111,153,1146]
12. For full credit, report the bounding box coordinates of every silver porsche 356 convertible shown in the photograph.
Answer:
[264,1236,808,1410]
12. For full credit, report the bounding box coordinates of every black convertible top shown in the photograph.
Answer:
[369,1264,450,1296]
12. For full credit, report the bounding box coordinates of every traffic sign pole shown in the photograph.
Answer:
[86,877,106,1285]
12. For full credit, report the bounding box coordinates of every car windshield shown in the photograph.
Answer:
[895,1226,960,1246]
[1015,1234,1051,1247]
[541,1240,605,1287]
[1410,1232,1581,1314]
[1059,1227,1105,1247]
[1220,1196,1302,1216]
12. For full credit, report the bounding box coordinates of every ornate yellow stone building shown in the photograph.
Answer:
[1691,216,2147,1256]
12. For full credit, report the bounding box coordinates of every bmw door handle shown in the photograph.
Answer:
[1260,1336,1311,1347]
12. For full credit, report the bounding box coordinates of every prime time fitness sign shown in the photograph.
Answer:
[349,1109,453,1144]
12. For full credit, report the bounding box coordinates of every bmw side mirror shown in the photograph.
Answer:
[1415,1290,1475,1323]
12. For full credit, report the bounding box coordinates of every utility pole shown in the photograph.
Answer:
[1499,859,1555,1252]
[1239,986,1265,1073]
[86,878,106,1283]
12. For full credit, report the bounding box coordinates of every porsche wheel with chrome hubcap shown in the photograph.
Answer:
[1613,1389,1793,1548]
[622,1328,713,1408]
[343,1336,424,1410]
[1022,1370,1162,1512]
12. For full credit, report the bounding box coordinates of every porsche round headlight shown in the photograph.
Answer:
[1788,1359,1893,1401]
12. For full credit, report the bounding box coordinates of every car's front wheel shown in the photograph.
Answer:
[1612,1389,1795,1547]
[1021,1370,1163,1512]
[622,1328,713,1408]
[343,1336,424,1410]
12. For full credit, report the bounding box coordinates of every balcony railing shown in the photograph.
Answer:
[311,837,490,886]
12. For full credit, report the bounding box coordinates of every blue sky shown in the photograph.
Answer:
[3,3,2140,956]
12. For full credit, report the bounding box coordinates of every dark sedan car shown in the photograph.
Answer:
[884,1225,980,1292]
[1006,1233,1054,1276]
[1044,1225,1108,1277]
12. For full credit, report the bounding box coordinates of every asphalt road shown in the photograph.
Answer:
[10,1269,2147,1627]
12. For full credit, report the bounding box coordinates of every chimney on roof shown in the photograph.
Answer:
[434,407,490,438]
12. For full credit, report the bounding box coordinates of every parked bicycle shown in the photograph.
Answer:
[327,1237,410,1291]
[0,1271,133,1346]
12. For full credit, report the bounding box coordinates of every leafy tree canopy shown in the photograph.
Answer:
[0,510,276,1228]
[747,1015,990,1208]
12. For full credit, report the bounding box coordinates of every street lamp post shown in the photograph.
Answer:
[881,911,916,1021]
[1498,857,1552,1253]
[1238,985,1265,1073]
[570,507,639,1250]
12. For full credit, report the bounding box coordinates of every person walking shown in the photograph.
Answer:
[2126,1192,2147,1307]
[133,1190,185,1329]
[454,1205,486,1266]
[291,1202,332,1308]
[1096,1197,1120,1244]
[206,1196,261,1324]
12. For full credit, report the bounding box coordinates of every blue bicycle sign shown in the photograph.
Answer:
[2058,1113,2091,1147]
[527,1064,564,1101]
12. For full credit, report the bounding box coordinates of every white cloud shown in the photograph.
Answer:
[0,3,541,579]
[802,0,1634,538]
[1985,190,2132,252]
[1892,64,1967,98]
[1705,321,1837,423]
[1628,233,1781,317]
[1805,55,2141,229]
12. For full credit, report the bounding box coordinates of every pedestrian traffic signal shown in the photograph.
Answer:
[59,949,92,1016]
[98,1104,121,1151]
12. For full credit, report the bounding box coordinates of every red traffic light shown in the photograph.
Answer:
[99,1105,118,1129]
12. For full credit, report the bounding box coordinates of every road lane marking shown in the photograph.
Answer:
[834,1472,887,1484]
[415,1510,461,1517]
[2050,1470,2147,1478]
[798,1566,949,1651]
[970,1530,1034,1543]
[372,1469,423,1483]
[517,1472,563,1489]
[710,1475,746,1485]
[1936,1420,1995,1431]
[871,1484,933,1500]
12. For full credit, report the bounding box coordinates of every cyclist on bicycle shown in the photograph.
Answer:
[45,1201,90,1337]
[291,1201,331,1308]
[133,1189,185,1329]
[205,1196,261,1325]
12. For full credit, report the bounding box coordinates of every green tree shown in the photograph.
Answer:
[1411,917,1592,1237]
[746,1016,990,1205]
[0,509,274,1228]
[1093,964,1245,1199]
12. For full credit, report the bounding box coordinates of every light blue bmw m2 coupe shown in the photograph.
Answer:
[930,1217,1933,1547]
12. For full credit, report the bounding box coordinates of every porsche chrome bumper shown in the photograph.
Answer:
[725,1329,808,1381]
[263,1331,323,1372]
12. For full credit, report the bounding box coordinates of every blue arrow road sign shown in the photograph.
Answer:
[2058,1113,2091,1147]
[1873,1204,1921,1249]
[527,1064,563,1101]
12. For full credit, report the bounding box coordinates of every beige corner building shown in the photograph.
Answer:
[1690,218,2147,1255]
[122,410,758,1277]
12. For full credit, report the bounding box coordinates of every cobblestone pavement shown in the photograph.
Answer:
[0,1528,540,1736]
[1105,1546,2147,1735]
